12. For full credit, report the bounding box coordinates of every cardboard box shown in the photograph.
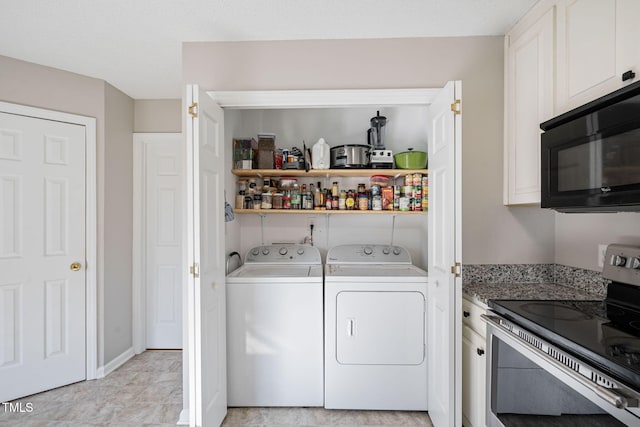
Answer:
[257,134,276,169]
[382,187,394,210]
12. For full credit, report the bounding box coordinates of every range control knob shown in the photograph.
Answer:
[363,247,373,255]
[382,247,390,255]
[251,248,260,256]
[631,257,640,270]
[262,248,270,255]
[297,248,305,255]
[611,255,627,267]
[279,247,288,256]
[393,247,402,255]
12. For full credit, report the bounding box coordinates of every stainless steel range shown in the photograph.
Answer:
[483,244,640,427]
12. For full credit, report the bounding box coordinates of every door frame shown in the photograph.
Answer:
[132,132,183,354]
[0,101,98,380]
[182,87,454,425]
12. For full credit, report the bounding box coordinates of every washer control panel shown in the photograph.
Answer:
[245,244,321,264]
[326,244,412,264]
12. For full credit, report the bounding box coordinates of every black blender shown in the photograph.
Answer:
[368,110,394,168]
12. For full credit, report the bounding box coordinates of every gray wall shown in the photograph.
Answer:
[134,99,181,133]
[183,37,556,265]
[0,55,134,368]
[555,213,640,271]
[104,83,134,363]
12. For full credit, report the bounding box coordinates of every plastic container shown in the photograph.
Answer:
[369,175,391,187]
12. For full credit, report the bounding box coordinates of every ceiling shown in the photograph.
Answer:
[0,0,537,99]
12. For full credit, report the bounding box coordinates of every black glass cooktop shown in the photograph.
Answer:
[489,283,640,390]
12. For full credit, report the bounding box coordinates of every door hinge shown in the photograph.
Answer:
[450,262,462,278]
[450,99,461,115]
[188,102,198,118]
[189,262,200,278]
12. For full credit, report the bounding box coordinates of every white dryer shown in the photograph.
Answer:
[324,244,428,410]
[226,244,323,407]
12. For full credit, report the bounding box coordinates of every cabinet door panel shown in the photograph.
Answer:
[557,0,617,111]
[504,7,554,205]
[617,0,640,82]
[462,325,487,427]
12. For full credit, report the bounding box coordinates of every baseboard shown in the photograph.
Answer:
[96,346,135,378]
[177,408,189,425]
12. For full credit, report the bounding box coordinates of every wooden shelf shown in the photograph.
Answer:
[231,168,428,178]
[234,209,427,215]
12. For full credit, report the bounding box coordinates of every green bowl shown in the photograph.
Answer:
[394,149,427,169]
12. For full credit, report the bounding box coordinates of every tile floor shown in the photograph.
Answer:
[0,350,433,426]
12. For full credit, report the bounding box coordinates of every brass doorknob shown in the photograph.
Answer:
[70,262,82,271]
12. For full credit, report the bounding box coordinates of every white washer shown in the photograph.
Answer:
[226,244,323,407]
[324,244,428,410]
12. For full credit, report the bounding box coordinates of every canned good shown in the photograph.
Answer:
[399,197,411,211]
[402,185,413,197]
[405,174,413,186]
[372,195,382,211]
[413,197,422,211]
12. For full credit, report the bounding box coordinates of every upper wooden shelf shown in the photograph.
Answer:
[231,168,428,178]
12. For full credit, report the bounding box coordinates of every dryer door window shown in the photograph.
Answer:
[336,291,425,365]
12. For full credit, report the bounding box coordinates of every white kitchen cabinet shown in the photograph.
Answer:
[462,295,487,427]
[556,0,640,113]
[503,4,556,205]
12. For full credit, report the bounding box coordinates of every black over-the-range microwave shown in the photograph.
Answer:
[540,80,640,212]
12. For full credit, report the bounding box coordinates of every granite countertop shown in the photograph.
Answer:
[463,281,603,306]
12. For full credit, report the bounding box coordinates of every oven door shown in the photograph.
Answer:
[483,314,640,427]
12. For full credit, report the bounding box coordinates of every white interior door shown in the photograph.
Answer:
[0,111,86,401]
[135,133,184,349]
[186,85,227,427]
[427,81,462,427]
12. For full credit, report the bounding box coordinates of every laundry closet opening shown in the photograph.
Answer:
[222,103,431,268]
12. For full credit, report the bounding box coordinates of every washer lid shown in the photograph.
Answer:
[326,244,412,264]
[326,264,426,278]
[227,264,323,279]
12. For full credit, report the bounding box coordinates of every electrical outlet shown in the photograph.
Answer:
[598,244,608,268]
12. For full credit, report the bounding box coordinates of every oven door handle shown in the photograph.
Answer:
[481,314,636,410]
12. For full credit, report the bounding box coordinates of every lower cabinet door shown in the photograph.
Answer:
[462,325,487,427]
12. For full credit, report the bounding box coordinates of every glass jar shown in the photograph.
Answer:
[346,190,355,210]
[261,193,272,209]
[332,181,339,198]
[358,194,369,210]
[272,193,283,209]
[339,190,347,210]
